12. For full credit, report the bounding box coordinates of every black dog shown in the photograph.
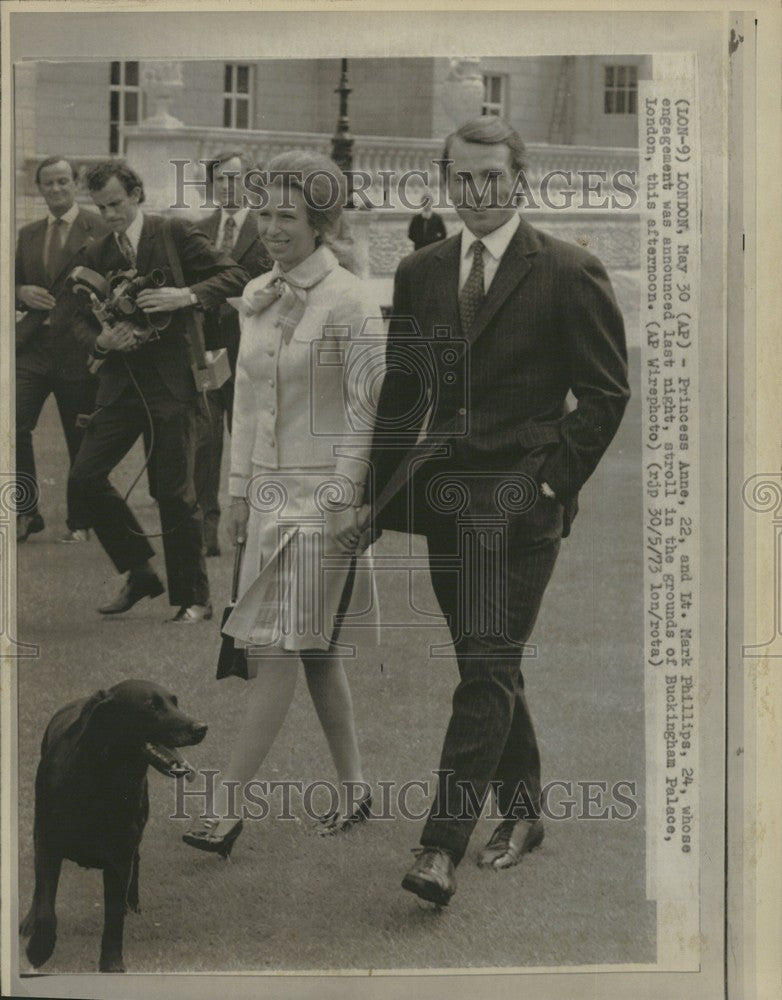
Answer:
[20,679,207,973]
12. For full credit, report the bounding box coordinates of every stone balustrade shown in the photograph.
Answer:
[15,133,640,345]
[18,128,638,221]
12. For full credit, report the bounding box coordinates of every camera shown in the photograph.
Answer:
[68,265,172,341]
[308,316,469,438]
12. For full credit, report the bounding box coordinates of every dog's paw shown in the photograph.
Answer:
[26,927,56,968]
[126,901,142,915]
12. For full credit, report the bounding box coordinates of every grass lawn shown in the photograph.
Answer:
[14,354,654,974]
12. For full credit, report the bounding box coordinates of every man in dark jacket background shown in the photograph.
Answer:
[407,192,447,251]
[193,149,271,556]
[15,156,108,543]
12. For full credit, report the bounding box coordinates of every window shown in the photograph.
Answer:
[223,64,253,129]
[109,61,142,154]
[604,65,638,115]
[482,74,507,117]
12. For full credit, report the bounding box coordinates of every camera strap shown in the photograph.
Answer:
[161,217,208,372]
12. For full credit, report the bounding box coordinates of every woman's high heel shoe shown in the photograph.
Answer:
[318,793,372,836]
[182,818,243,859]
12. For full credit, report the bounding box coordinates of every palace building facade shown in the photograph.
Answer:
[14,55,645,335]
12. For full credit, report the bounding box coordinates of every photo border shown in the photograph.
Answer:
[1,3,779,998]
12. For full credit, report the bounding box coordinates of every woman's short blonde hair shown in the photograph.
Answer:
[264,150,347,241]
[263,150,357,269]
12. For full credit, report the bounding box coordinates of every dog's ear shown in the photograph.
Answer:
[72,689,116,758]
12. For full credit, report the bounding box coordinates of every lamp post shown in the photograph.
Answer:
[331,58,354,205]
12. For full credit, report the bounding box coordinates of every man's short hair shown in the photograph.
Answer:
[206,148,251,186]
[441,115,527,179]
[85,160,146,204]
[35,156,78,186]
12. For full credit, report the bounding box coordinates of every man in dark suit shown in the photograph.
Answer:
[194,149,271,556]
[67,161,248,622]
[15,157,109,543]
[366,116,630,904]
[407,193,447,251]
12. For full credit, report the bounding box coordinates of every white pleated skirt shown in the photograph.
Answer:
[222,466,379,653]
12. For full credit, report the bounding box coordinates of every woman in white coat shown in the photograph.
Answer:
[183,152,385,857]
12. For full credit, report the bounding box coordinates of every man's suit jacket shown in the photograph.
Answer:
[15,208,110,380]
[372,217,630,538]
[198,210,271,372]
[71,214,248,407]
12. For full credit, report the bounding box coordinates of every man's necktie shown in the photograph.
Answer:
[220,214,237,253]
[459,239,485,335]
[117,231,136,269]
[45,218,66,282]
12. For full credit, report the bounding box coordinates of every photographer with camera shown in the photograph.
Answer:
[67,161,248,622]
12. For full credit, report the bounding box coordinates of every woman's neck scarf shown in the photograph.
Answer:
[239,245,338,342]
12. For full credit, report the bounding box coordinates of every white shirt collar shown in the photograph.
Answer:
[47,202,79,227]
[116,210,145,255]
[222,207,249,230]
[460,212,520,261]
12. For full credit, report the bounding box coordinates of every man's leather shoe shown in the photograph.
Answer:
[170,603,213,623]
[98,571,165,615]
[477,818,544,870]
[17,513,44,542]
[401,847,456,905]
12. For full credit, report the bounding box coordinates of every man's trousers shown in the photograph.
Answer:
[418,484,563,865]
[68,373,209,608]
[16,367,97,530]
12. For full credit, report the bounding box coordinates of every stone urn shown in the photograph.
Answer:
[440,57,485,125]
[140,61,184,128]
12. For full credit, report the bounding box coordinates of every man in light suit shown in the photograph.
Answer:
[67,161,247,622]
[194,150,271,556]
[367,116,630,905]
[15,157,109,543]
